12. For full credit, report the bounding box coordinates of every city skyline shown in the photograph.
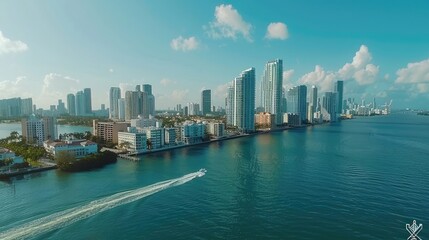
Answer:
[1,1,429,109]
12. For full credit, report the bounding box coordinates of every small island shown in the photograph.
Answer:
[55,150,117,172]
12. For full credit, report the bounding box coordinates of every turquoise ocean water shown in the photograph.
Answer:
[0,113,428,239]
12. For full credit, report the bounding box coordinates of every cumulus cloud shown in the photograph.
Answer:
[170,36,199,51]
[297,45,380,94]
[205,4,252,41]
[266,22,289,40]
[160,78,176,86]
[0,76,31,98]
[282,69,295,90]
[338,45,379,85]
[213,83,230,100]
[25,73,80,108]
[395,58,429,84]
[299,65,337,92]
[171,89,190,102]
[0,31,28,54]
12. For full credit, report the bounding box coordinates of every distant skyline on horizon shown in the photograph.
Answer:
[1,1,429,110]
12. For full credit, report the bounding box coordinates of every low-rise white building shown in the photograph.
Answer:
[207,122,225,138]
[118,130,147,153]
[164,128,177,145]
[131,115,162,128]
[181,121,206,144]
[44,139,98,158]
[144,127,165,149]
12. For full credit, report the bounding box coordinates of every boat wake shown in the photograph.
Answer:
[0,169,206,240]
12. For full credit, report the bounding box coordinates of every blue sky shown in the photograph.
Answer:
[1,0,429,110]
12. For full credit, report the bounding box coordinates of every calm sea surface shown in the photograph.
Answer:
[0,112,428,239]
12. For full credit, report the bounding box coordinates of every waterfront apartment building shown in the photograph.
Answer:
[201,89,211,116]
[207,122,225,138]
[109,87,121,119]
[181,121,206,144]
[131,115,161,129]
[164,128,177,145]
[262,59,283,125]
[283,113,301,126]
[255,112,275,129]
[83,88,92,115]
[226,85,235,126]
[335,80,344,115]
[232,68,256,133]
[67,93,76,116]
[118,98,125,121]
[117,130,147,152]
[286,85,307,123]
[322,92,338,122]
[145,127,165,149]
[43,139,97,158]
[142,84,155,116]
[0,97,33,117]
[308,86,318,123]
[93,120,129,144]
[21,98,33,116]
[22,115,57,146]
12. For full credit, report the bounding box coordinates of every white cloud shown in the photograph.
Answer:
[282,69,295,90]
[171,89,190,102]
[384,74,390,80]
[395,58,429,84]
[297,45,380,94]
[299,65,337,92]
[160,78,176,87]
[266,22,288,40]
[283,69,295,82]
[0,76,31,98]
[170,36,199,51]
[0,31,28,54]
[213,83,230,100]
[37,73,80,107]
[109,68,114,73]
[338,45,379,85]
[205,4,252,41]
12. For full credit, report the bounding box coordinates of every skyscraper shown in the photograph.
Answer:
[83,88,92,115]
[75,91,85,116]
[233,68,255,133]
[21,98,33,116]
[67,93,76,116]
[262,59,283,125]
[125,91,140,121]
[286,85,307,123]
[109,87,121,119]
[118,98,125,121]
[142,84,155,116]
[308,86,318,123]
[201,89,211,116]
[334,80,344,116]
[21,115,57,146]
[226,85,235,126]
[323,92,337,122]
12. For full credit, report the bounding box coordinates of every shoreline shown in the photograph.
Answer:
[119,123,326,160]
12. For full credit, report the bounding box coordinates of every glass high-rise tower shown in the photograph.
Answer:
[262,59,283,125]
[201,89,211,116]
[109,87,121,119]
[234,68,255,133]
